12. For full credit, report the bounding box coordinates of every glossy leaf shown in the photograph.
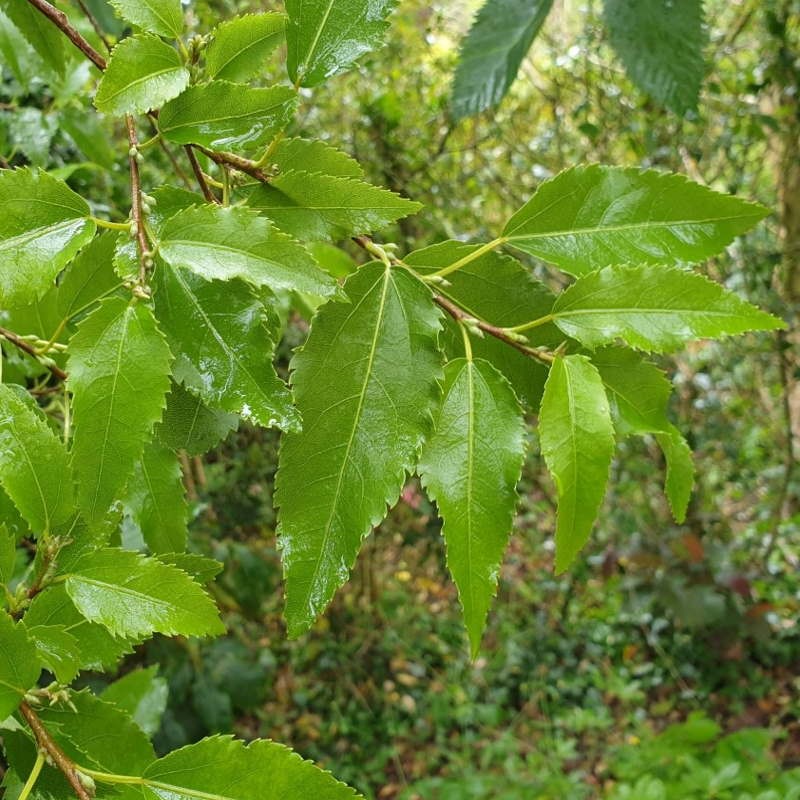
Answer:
[206,12,286,82]
[656,425,695,523]
[0,525,14,586]
[157,553,224,584]
[109,0,183,38]
[418,358,526,656]
[502,166,769,275]
[276,263,442,637]
[271,137,364,178]
[0,0,65,75]
[102,666,169,737]
[539,355,615,572]
[22,623,81,684]
[0,612,40,720]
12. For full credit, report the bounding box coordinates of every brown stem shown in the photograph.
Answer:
[185,146,220,203]
[196,146,273,183]
[126,116,150,283]
[70,0,111,51]
[25,0,106,71]
[19,703,92,800]
[0,327,67,381]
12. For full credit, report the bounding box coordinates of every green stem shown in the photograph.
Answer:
[77,766,233,800]
[17,750,46,800]
[459,320,473,361]
[90,217,131,232]
[424,237,507,280]
[505,313,556,334]
[254,129,286,168]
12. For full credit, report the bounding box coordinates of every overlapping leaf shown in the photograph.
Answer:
[56,231,122,320]
[102,666,169,737]
[21,623,81,684]
[0,612,40,720]
[109,0,183,38]
[0,0,65,75]
[271,138,364,178]
[206,12,286,82]
[656,425,695,523]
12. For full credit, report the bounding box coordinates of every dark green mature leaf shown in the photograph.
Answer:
[0,168,95,305]
[158,205,337,296]
[656,425,695,523]
[247,172,421,241]
[109,0,183,38]
[419,358,525,656]
[68,297,172,525]
[56,231,122,320]
[95,34,190,116]
[271,138,364,178]
[502,166,769,275]
[539,355,615,572]
[102,666,168,737]
[157,553,223,584]
[0,385,74,536]
[0,612,40,720]
[604,0,706,114]
[286,0,396,87]
[0,0,65,75]
[206,12,286,82]
[551,265,784,352]
[154,266,300,431]
[22,623,81,684]
[276,263,442,637]
[451,0,554,119]
[63,548,224,639]
[159,82,298,150]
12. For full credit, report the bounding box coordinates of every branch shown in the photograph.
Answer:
[0,327,67,381]
[25,0,106,71]
[126,116,151,284]
[184,146,220,203]
[196,146,273,183]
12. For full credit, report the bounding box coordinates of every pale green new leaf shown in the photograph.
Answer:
[451,0,554,119]
[95,34,190,116]
[286,0,397,87]
[109,0,183,38]
[276,263,442,637]
[604,0,706,114]
[206,12,286,82]
[0,384,74,536]
[0,612,40,720]
[271,137,364,178]
[247,172,421,241]
[102,666,168,737]
[68,297,172,524]
[539,355,615,572]
[158,205,337,296]
[159,82,298,150]
[551,265,785,352]
[656,425,695,523]
[502,166,769,275]
[0,168,95,305]
[0,0,65,75]
[418,359,525,656]
[63,548,224,639]
[22,623,81,684]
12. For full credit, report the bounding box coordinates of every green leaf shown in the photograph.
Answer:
[109,0,183,38]
[206,12,286,82]
[0,525,15,586]
[247,172,421,242]
[0,612,40,720]
[418,359,525,656]
[0,384,74,536]
[154,265,300,431]
[550,265,785,353]
[157,552,223,584]
[95,34,190,116]
[102,666,168,737]
[276,263,442,637]
[0,0,65,75]
[0,168,95,305]
[604,0,706,114]
[656,425,695,523]
[271,137,364,178]
[21,623,81,684]
[502,166,770,276]
[159,82,298,150]
[451,0,554,119]
[123,440,188,554]
[158,205,337,296]
[538,355,615,572]
[140,735,362,800]
[286,0,396,87]
[68,297,172,525]
[63,548,224,639]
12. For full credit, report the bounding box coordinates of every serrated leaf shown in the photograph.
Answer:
[206,12,286,82]
[276,263,442,637]
[159,82,298,150]
[418,359,525,657]
[0,525,15,585]
[271,137,364,178]
[539,355,615,572]
[502,166,769,276]
[158,205,337,296]
[102,666,168,737]
[0,611,40,720]
[109,0,183,38]
[154,265,300,431]
[157,552,223,584]
[0,384,74,536]
[247,171,421,242]
[123,440,188,554]
[604,0,706,114]
[68,297,172,525]
[22,623,81,684]
[550,265,785,352]
[95,34,190,116]
[286,0,396,87]
[0,0,65,76]
[62,548,224,639]
[656,424,694,523]
[0,168,95,305]
[451,0,553,119]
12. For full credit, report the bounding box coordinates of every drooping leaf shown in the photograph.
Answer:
[0,612,40,720]
[418,358,525,656]
[0,0,65,75]
[271,137,364,178]
[538,355,615,572]
[247,172,421,241]
[158,205,337,296]
[95,34,190,116]
[206,12,286,82]
[550,265,785,352]
[0,384,74,536]
[109,0,183,38]
[68,297,172,525]
[0,168,95,305]
[102,666,169,737]
[502,166,770,276]
[159,82,298,150]
[451,0,554,119]
[656,425,695,523]
[276,263,442,637]
[604,0,707,114]
[285,0,396,87]
[21,623,81,684]
[63,548,224,639]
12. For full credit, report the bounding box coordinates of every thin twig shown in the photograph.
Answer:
[126,116,150,284]
[0,327,67,381]
[70,0,111,51]
[196,146,273,183]
[25,0,106,70]
[184,146,220,203]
